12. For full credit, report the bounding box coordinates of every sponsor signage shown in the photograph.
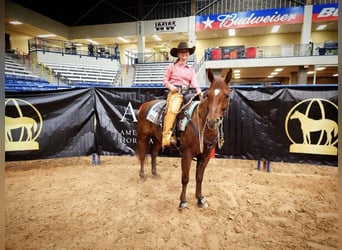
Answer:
[5,86,338,166]
[312,4,338,22]
[154,20,176,32]
[195,7,304,31]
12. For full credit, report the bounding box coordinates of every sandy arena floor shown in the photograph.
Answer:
[5,156,338,249]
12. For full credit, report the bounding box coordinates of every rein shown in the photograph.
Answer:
[190,98,225,154]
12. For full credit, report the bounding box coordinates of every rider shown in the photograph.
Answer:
[162,42,203,147]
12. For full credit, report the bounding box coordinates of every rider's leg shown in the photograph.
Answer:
[162,91,183,147]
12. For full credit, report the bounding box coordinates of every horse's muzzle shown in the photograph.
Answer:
[206,117,222,130]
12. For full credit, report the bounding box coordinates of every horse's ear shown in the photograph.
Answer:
[207,68,214,83]
[224,68,232,84]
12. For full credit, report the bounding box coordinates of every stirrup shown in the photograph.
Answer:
[169,136,177,146]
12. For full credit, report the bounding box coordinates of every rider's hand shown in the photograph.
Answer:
[170,86,178,93]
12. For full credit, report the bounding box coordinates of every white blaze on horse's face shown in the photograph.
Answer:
[214,88,221,96]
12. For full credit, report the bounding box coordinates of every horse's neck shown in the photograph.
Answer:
[195,100,207,126]
[195,100,216,135]
[298,113,310,124]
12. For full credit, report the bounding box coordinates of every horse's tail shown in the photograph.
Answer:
[33,121,38,132]
[333,123,338,137]
[138,103,146,113]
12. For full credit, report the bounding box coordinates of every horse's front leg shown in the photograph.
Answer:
[195,154,210,208]
[179,152,192,210]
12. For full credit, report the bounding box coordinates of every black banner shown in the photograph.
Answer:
[5,89,95,160]
[220,86,338,166]
[5,85,338,166]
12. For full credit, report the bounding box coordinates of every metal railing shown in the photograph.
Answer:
[28,38,120,60]
[27,38,338,66]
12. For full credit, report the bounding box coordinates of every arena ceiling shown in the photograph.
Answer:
[5,0,338,82]
[6,0,338,44]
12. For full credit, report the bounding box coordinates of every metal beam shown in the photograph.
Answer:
[195,0,220,15]
[142,0,162,20]
[72,0,106,26]
[288,0,305,6]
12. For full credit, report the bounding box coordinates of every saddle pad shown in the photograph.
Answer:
[179,101,200,131]
[146,100,166,126]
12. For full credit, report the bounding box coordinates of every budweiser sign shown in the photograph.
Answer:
[312,4,338,22]
[196,7,304,31]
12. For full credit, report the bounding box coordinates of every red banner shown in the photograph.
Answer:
[195,7,304,31]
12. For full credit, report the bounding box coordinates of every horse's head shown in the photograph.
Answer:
[204,68,232,130]
[290,110,300,120]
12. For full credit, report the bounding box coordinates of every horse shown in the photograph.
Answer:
[290,110,338,145]
[5,116,38,142]
[136,68,232,209]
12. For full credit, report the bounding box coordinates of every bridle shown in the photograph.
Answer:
[193,102,224,153]
[195,90,229,153]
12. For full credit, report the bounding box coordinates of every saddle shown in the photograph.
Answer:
[145,93,201,136]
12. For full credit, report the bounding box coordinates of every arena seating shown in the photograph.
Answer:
[132,61,194,87]
[41,61,119,85]
[4,55,68,91]
[5,73,72,92]
[132,62,169,87]
[5,55,38,78]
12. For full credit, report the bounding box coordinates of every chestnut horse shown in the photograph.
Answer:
[136,68,232,209]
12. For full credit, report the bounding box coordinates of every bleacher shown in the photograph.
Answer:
[132,62,169,87]
[5,74,71,92]
[41,61,119,85]
[132,61,196,88]
[5,55,39,79]
[4,55,69,92]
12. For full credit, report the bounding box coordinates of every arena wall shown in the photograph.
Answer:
[5,85,338,166]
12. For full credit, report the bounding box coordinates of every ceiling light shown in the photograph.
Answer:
[86,39,99,45]
[271,25,280,33]
[271,72,278,75]
[233,69,240,73]
[38,34,56,38]
[333,73,338,77]
[228,29,235,36]
[268,75,274,78]
[118,37,129,43]
[152,34,161,41]
[316,67,326,71]
[9,20,23,25]
[316,24,327,30]
[274,68,283,72]
[307,71,315,74]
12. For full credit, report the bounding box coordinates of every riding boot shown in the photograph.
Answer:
[162,91,183,147]
[162,112,177,146]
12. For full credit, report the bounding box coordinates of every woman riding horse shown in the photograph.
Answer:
[137,67,232,210]
[162,42,203,147]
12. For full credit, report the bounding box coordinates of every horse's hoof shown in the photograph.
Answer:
[152,173,161,179]
[197,197,208,208]
[139,174,145,182]
[178,201,189,210]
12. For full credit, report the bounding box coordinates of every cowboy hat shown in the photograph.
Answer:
[170,42,196,57]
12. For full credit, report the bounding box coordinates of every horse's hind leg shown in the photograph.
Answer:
[137,136,149,180]
[150,139,162,179]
